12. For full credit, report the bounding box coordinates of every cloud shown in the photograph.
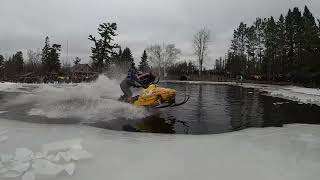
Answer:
[0,0,319,68]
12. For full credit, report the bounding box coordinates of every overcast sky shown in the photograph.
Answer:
[0,0,319,68]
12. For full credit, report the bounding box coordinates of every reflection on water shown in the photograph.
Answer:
[88,83,320,134]
[1,83,320,135]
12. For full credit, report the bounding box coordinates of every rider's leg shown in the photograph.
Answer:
[120,79,133,102]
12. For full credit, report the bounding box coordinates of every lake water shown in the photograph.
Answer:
[1,82,320,135]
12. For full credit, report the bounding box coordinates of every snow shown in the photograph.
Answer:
[163,80,320,106]
[22,171,35,180]
[0,118,319,180]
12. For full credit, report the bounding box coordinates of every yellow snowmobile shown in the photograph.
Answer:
[119,73,189,108]
[133,84,190,108]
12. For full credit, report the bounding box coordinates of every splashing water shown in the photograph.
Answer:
[2,76,150,122]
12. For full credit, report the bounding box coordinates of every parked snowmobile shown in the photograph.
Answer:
[119,73,189,108]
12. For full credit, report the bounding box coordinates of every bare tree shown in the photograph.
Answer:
[25,50,42,73]
[193,27,210,77]
[147,43,181,77]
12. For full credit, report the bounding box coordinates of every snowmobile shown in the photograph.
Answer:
[119,73,190,108]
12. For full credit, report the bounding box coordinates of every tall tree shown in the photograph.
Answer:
[302,6,319,68]
[147,44,180,77]
[229,22,247,76]
[254,18,266,73]
[245,25,258,75]
[264,17,278,79]
[122,47,134,69]
[139,50,149,72]
[277,14,287,74]
[25,50,42,73]
[13,51,24,74]
[292,7,304,68]
[193,27,210,77]
[89,22,119,72]
[147,44,162,76]
[41,37,61,73]
[47,44,62,72]
[0,54,4,68]
[41,36,50,69]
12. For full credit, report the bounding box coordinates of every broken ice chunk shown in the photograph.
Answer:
[34,152,47,159]
[58,152,71,162]
[14,148,34,162]
[64,163,76,175]
[2,170,23,178]
[32,159,65,177]
[0,167,8,174]
[42,139,83,155]
[9,162,30,173]
[1,154,13,163]
[0,136,8,143]
[68,149,93,161]
[0,130,8,136]
[22,171,35,180]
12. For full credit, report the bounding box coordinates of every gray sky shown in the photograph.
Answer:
[1,0,319,68]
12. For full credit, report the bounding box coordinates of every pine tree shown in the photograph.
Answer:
[121,47,134,70]
[285,9,295,72]
[277,14,287,74]
[89,22,119,72]
[47,44,61,72]
[254,18,266,73]
[41,36,50,70]
[0,54,4,68]
[13,51,24,74]
[264,17,278,79]
[41,37,61,73]
[292,7,304,67]
[245,25,258,75]
[139,50,149,72]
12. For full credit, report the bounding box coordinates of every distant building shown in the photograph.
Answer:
[70,64,98,82]
[71,64,94,74]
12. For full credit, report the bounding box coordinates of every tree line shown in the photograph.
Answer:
[0,36,64,80]
[223,6,320,85]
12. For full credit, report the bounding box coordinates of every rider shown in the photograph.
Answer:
[120,63,151,103]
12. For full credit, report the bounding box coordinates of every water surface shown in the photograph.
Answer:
[1,82,319,135]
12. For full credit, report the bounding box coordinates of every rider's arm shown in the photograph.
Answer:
[137,73,150,80]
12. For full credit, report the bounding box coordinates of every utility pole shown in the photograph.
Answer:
[67,40,69,62]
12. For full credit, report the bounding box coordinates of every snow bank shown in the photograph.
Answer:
[0,118,319,180]
[163,80,320,106]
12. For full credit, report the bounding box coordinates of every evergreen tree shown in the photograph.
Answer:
[291,7,304,67]
[13,51,24,74]
[41,37,61,73]
[302,6,319,67]
[112,46,123,68]
[0,54,4,68]
[89,22,119,72]
[41,36,50,69]
[276,14,287,74]
[47,44,61,72]
[254,18,266,73]
[139,50,149,72]
[245,25,258,75]
[264,17,278,79]
[121,47,134,70]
